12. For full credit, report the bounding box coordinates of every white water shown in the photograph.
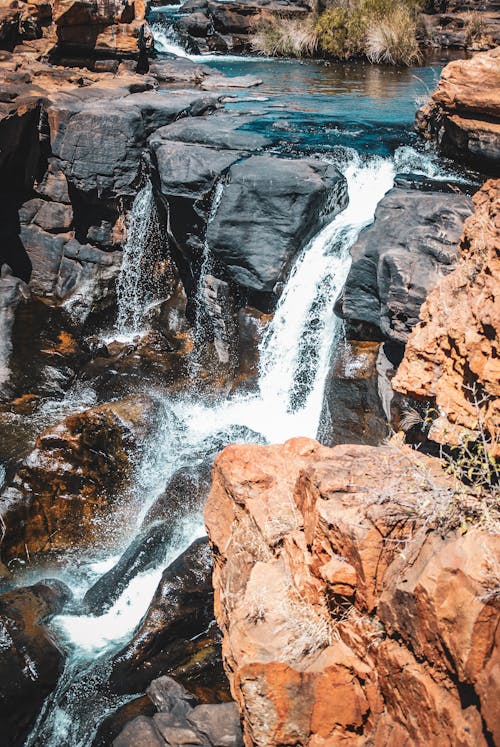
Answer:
[151,20,270,62]
[49,151,394,654]
[116,180,164,336]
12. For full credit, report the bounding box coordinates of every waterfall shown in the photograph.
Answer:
[189,179,226,371]
[150,20,190,58]
[179,151,396,444]
[115,180,163,337]
[24,151,396,747]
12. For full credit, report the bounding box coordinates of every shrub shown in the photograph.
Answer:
[365,6,421,64]
[464,11,488,45]
[251,16,319,58]
[315,0,423,64]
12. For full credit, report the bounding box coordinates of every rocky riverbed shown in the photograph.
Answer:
[0,4,498,746]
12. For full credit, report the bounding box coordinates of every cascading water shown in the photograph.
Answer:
[189,179,226,372]
[115,180,164,337]
[22,142,465,745]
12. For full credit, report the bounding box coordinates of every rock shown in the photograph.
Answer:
[206,155,348,294]
[93,695,157,747]
[49,89,221,197]
[415,47,500,172]
[393,178,500,454]
[338,187,473,343]
[205,438,498,746]
[112,676,243,747]
[0,394,159,562]
[174,0,311,54]
[143,459,212,527]
[0,579,72,747]
[110,537,223,696]
[0,265,30,399]
[319,340,388,446]
[83,520,176,615]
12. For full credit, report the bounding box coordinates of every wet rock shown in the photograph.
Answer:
[339,187,473,343]
[143,459,212,527]
[110,537,218,695]
[83,520,175,615]
[206,155,348,294]
[0,394,159,562]
[393,178,500,453]
[234,305,272,387]
[320,340,388,446]
[205,438,497,746]
[93,695,157,747]
[0,579,72,747]
[112,676,242,747]
[415,47,500,172]
[0,265,30,400]
[49,89,221,197]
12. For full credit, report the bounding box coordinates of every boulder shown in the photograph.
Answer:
[143,459,213,527]
[0,580,72,747]
[205,438,498,746]
[110,537,224,696]
[0,394,159,562]
[206,155,348,294]
[0,265,30,399]
[82,520,175,615]
[415,47,500,172]
[338,187,473,343]
[112,677,243,747]
[174,0,311,54]
[393,178,500,453]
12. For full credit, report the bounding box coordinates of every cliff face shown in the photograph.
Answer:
[205,438,499,746]
[393,179,500,453]
[415,47,500,172]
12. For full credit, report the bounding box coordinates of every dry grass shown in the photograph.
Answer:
[251,17,319,58]
[365,6,421,64]
[465,11,488,44]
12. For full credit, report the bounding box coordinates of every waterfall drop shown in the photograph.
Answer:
[116,180,164,337]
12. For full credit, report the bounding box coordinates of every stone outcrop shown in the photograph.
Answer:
[171,0,311,54]
[112,676,243,747]
[0,394,159,561]
[415,47,500,172]
[0,579,72,747]
[110,537,229,700]
[206,156,348,294]
[338,186,473,343]
[393,178,500,453]
[205,438,499,746]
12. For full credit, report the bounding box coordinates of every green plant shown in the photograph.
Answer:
[315,0,423,64]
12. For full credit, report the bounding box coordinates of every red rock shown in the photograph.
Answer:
[205,440,498,745]
[393,179,500,454]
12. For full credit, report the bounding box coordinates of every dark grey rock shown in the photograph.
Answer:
[206,155,348,293]
[338,187,473,343]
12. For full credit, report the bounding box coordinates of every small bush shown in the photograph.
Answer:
[251,17,319,58]
[365,6,421,64]
[315,0,422,65]
[465,11,488,45]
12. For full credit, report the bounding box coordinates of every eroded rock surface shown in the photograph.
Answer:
[205,438,499,746]
[0,394,159,561]
[338,186,473,343]
[415,47,500,171]
[0,579,72,747]
[393,178,500,452]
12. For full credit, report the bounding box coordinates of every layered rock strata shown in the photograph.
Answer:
[415,46,500,172]
[205,437,499,746]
